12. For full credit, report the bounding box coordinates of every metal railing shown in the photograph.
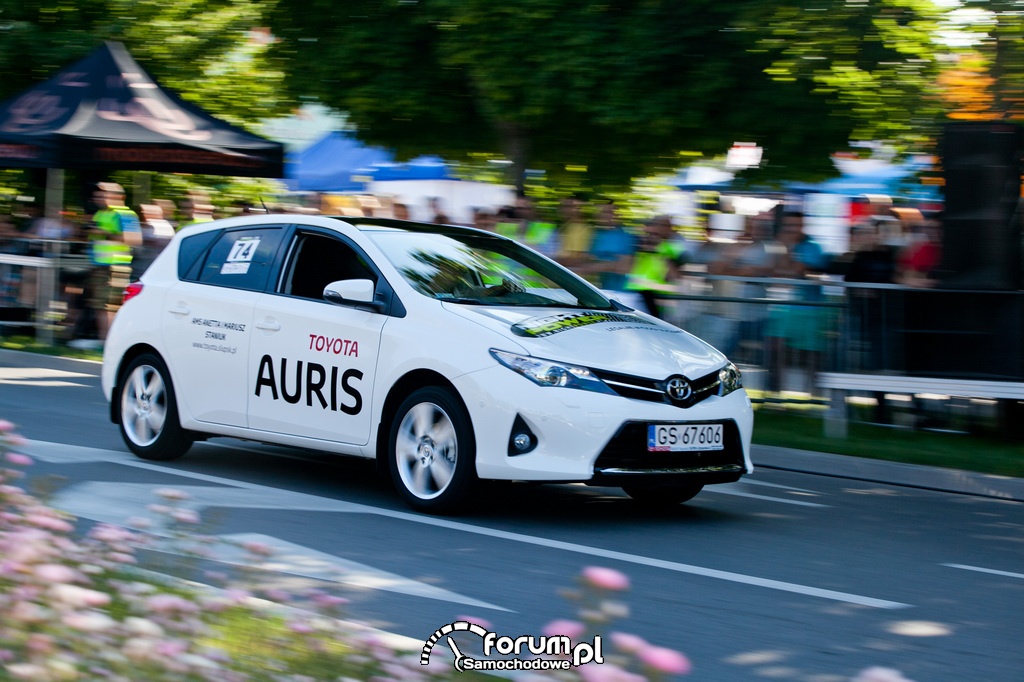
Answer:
[0,238,93,345]
[647,273,1024,394]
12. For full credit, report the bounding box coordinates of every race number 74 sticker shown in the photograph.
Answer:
[221,236,261,275]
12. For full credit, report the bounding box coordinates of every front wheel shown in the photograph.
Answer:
[388,386,476,514]
[622,483,704,507]
[117,353,193,461]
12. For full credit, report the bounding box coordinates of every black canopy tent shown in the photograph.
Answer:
[0,42,283,344]
[0,41,283,178]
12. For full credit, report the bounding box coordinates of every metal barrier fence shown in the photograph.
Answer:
[0,239,93,345]
[648,274,1024,395]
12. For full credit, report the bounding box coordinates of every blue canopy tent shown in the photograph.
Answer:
[285,132,453,191]
[284,132,390,192]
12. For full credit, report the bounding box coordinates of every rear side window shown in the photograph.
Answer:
[197,228,285,292]
[178,231,219,280]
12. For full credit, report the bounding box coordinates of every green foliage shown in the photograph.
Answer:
[756,0,946,151]
[0,0,288,130]
[268,0,945,190]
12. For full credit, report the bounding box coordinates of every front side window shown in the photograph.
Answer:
[197,227,285,291]
[366,229,612,309]
[279,231,377,300]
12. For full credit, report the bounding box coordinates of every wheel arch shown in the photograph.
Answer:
[375,369,472,475]
[110,343,164,424]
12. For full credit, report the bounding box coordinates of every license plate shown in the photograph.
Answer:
[648,424,724,452]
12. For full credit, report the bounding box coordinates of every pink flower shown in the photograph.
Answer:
[63,611,117,632]
[542,619,586,640]
[287,620,315,634]
[0,419,15,432]
[4,452,32,467]
[581,566,630,591]
[155,640,188,657]
[241,541,273,556]
[610,632,648,653]
[146,594,199,613]
[50,584,112,608]
[170,508,200,524]
[155,488,190,500]
[25,513,73,533]
[34,563,78,583]
[852,667,916,682]
[638,645,692,675]
[313,593,350,609]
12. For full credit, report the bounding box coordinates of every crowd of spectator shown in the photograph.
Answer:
[1,185,943,396]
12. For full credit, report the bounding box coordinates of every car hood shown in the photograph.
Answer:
[444,304,727,379]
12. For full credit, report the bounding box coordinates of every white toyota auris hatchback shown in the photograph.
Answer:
[102,215,753,513]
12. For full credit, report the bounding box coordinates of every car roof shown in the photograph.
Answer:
[175,214,506,242]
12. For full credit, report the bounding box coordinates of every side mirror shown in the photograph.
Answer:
[323,279,385,312]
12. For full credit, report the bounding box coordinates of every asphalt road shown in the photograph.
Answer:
[1,349,1022,681]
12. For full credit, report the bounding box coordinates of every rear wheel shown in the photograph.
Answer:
[117,353,192,461]
[622,483,704,507]
[388,386,476,514]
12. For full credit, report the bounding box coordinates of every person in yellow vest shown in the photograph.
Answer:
[555,194,592,270]
[88,182,142,340]
[626,214,685,318]
[179,192,214,226]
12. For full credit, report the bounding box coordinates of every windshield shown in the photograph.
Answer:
[366,229,613,309]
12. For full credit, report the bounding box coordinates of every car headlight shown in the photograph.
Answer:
[718,362,743,396]
[490,350,615,395]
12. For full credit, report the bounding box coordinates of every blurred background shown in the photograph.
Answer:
[0,0,1022,443]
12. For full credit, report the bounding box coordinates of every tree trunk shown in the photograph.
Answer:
[497,121,530,195]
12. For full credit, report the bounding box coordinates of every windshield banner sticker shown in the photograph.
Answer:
[511,311,656,338]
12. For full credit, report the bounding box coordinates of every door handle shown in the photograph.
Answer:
[169,304,190,316]
[255,319,281,332]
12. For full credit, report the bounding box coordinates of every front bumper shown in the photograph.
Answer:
[452,365,754,483]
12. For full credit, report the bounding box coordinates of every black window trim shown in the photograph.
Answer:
[273,225,407,318]
[183,225,290,293]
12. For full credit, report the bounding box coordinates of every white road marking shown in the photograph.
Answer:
[50,481,508,612]
[0,367,93,387]
[27,439,910,609]
[942,563,1024,580]
[706,485,829,507]
[738,479,821,493]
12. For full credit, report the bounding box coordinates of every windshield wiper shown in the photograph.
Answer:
[438,297,486,305]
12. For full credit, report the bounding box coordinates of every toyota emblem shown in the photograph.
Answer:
[666,376,692,402]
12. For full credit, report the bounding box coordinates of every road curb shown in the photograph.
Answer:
[753,444,1024,503]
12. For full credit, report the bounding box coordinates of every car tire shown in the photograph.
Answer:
[388,386,476,514]
[117,353,193,461]
[622,483,704,507]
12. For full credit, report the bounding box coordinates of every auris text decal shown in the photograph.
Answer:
[420,621,603,673]
[254,355,362,415]
[511,311,655,338]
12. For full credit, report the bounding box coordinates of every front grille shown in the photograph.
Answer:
[593,420,745,474]
[591,368,721,409]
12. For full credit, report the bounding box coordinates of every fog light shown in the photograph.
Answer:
[507,415,538,456]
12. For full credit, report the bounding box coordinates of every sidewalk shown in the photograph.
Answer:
[753,443,1024,502]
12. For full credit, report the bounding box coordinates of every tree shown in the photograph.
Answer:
[959,0,1024,121]
[269,0,944,190]
[0,0,288,129]
[754,0,946,152]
